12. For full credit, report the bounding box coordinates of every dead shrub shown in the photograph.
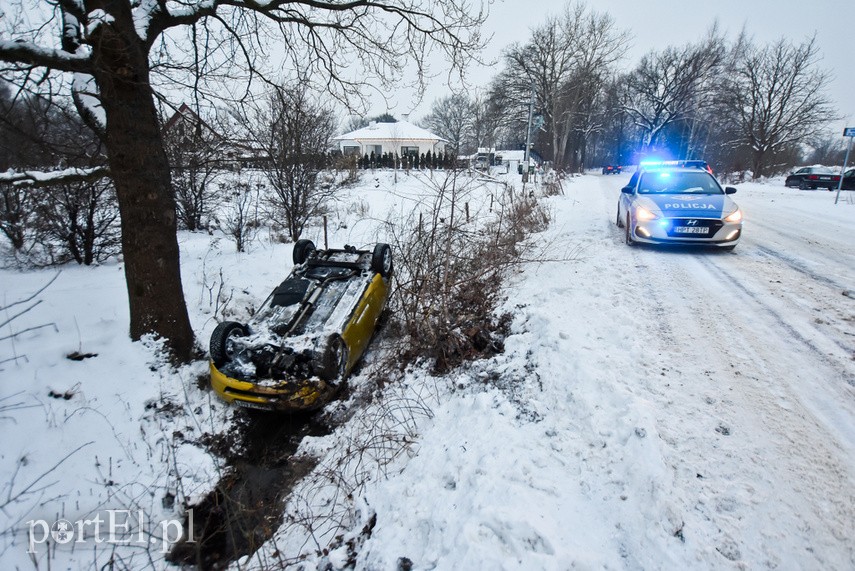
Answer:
[386,169,550,373]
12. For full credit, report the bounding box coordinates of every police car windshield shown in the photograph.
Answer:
[638,171,723,195]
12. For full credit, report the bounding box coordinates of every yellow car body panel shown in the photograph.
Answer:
[341,273,388,373]
[210,361,334,411]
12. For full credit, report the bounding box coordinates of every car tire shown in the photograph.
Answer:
[210,321,248,367]
[722,245,737,251]
[616,205,623,227]
[292,239,316,265]
[371,243,393,277]
[318,335,349,382]
[625,214,634,246]
[798,180,808,190]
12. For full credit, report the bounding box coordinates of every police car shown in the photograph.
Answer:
[616,161,742,250]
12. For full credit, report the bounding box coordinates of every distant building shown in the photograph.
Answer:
[163,103,266,169]
[333,120,448,158]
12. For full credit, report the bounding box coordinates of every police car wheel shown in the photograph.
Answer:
[616,205,623,228]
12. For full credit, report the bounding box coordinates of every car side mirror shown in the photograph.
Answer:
[725,187,737,194]
[621,186,634,194]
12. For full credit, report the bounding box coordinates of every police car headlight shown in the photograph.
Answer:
[724,209,742,223]
[635,206,658,221]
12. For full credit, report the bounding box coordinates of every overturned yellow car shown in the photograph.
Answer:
[209,241,392,411]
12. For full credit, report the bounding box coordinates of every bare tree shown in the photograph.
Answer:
[421,94,474,154]
[243,84,337,241]
[621,29,725,154]
[470,91,503,151]
[222,182,259,253]
[501,2,627,169]
[723,36,836,178]
[0,85,110,258]
[0,0,487,361]
[163,106,224,232]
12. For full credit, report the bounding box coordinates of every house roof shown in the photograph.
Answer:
[334,120,447,143]
[163,103,215,134]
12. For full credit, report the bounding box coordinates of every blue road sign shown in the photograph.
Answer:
[845,127,855,137]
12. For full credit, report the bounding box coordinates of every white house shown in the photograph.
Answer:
[333,120,447,157]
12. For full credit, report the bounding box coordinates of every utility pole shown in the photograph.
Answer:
[523,80,534,183]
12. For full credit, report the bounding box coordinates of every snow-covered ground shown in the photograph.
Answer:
[348,174,855,570]
[1,169,854,569]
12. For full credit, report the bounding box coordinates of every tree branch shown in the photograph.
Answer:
[0,166,110,188]
[0,40,92,74]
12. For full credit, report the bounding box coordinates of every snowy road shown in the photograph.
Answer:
[360,174,855,569]
[578,174,855,567]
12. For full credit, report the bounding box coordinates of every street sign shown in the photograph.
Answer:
[844,127,855,137]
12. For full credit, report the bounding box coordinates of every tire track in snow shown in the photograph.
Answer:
[747,217,855,276]
[753,243,851,292]
[703,255,855,384]
[619,250,855,568]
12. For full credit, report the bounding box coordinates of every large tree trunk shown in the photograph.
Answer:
[88,0,195,361]
[751,149,766,180]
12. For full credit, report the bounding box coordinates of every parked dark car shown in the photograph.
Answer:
[785,166,841,190]
[602,165,622,175]
[841,168,855,190]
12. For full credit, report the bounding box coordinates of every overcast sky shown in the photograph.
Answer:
[396,0,854,137]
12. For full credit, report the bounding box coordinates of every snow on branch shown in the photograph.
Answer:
[0,40,92,74]
[85,9,116,38]
[73,73,107,136]
[0,166,110,188]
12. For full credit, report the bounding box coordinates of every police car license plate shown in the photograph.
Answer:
[673,226,709,234]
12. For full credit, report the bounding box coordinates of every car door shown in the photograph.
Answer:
[341,273,388,367]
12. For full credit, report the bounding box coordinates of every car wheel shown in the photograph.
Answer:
[210,321,248,366]
[292,239,316,265]
[318,336,349,382]
[798,180,808,190]
[371,243,393,277]
[625,214,634,246]
[616,204,623,227]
